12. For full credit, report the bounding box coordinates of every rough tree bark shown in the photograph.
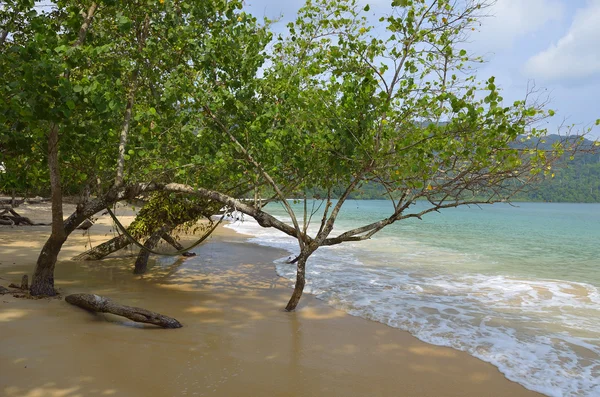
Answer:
[30,124,66,296]
[284,246,316,312]
[65,293,182,328]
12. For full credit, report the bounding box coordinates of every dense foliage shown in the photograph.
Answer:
[1,0,597,304]
[0,0,269,198]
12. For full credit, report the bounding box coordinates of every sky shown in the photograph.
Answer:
[243,0,600,139]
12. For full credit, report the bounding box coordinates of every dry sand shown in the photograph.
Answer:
[0,204,542,397]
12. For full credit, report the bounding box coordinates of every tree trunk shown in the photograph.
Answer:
[133,225,171,274]
[31,124,65,296]
[65,293,182,328]
[30,235,66,296]
[31,185,147,294]
[115,78,137,186]
[73,233,131,260]
[285,250,312,311]
[0,29,8,46]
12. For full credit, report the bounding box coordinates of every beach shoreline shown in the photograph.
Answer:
[0,204,541,396]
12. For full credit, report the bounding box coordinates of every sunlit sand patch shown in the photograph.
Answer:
[376,343,405,353]
[5,270,26,275]
[332,344,359,355]
[184,306,223,315]
[233,307,265,321]
[408,363,441,374]
[469,372,492,383]
[408,345,457,358]
[156,283,202,292]
[55,280,81,286]
[297,306,346,320]
[3,384,81,397]
[1,241,43,249]
[0,308,30,322]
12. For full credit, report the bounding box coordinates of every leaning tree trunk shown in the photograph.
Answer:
[285,248,314,311]
[133,225,172,274]
[74,233,131,260]
[160,233,185,252]
[74,228,189,261]
[31,124,65,296]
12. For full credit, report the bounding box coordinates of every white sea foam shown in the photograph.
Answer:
[225,216,600,397]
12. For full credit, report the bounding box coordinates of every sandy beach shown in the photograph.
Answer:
[0,204,541,397]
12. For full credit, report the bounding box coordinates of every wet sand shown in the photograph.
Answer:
[0,205,542,396]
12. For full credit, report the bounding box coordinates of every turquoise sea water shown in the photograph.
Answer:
[226,201,600,397]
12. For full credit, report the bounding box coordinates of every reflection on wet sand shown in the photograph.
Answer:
[0,227,541,397]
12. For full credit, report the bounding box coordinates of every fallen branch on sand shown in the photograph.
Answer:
[1,275,29,297]
[7,275,28,290]
[0,208,50,226]
[65,293,182,328]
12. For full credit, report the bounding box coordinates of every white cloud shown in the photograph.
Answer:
[473,0,564,51]
[524,0,600,81]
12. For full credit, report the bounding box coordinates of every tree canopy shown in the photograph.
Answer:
[0,0,597,306]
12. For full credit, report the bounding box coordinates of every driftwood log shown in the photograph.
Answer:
[65,293,182,328]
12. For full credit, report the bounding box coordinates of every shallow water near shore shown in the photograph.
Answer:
[226,201,600,397]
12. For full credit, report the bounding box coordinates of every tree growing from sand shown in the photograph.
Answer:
[1,0,594,307]
[191,0,594,311]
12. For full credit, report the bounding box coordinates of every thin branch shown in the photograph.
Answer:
[202,106,307,248]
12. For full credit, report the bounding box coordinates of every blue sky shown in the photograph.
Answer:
[244,0,600,139]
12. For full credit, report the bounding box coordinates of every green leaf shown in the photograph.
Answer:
[66,100,75,110]
[118,15,132,31]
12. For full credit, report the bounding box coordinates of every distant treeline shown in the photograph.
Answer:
[308,135,600,203]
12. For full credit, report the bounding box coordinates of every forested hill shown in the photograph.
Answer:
[512,135,600,203]
[349,135,600,203]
